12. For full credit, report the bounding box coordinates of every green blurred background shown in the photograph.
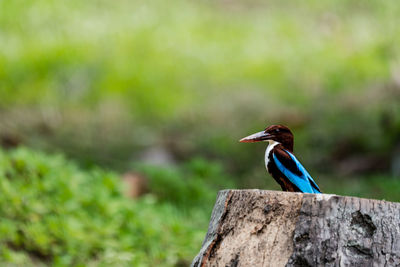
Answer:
[1,0,400,265]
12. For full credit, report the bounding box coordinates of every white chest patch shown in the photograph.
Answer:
[265,141,280,172]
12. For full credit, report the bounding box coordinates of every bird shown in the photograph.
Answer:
[239,124,321,194]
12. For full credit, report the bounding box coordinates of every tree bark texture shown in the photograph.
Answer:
[191,190,400,267]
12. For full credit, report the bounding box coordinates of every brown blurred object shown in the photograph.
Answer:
[1,133,22,149]
[122,172,149,199]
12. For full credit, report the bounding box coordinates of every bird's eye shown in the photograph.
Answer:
[275,129,279,132]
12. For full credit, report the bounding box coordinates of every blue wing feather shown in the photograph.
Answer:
[273,151,321,194]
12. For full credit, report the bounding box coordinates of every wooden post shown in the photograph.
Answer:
[191,190,400,267]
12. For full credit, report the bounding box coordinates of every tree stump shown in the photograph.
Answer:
[191,190,400,267]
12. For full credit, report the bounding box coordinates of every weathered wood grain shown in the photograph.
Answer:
[191,190,400,267]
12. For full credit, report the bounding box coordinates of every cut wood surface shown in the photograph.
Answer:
[191,190,400,267]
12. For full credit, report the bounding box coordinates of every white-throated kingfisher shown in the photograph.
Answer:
[240,125,321,194]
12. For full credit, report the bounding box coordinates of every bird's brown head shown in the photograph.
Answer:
[239,124,294,152]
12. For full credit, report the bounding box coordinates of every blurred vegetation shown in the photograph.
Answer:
[1,0,400,265]
[1,0,400,174]
[0,147,229,266]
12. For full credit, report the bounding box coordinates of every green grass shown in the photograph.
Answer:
[0,147,218,266]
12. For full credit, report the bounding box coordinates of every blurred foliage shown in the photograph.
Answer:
[0,147,221,266]
[0,0,399,176]
[139,158,234,209]
[322,174,400,202]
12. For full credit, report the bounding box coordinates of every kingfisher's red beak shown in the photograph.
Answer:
[239,131,272,143]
